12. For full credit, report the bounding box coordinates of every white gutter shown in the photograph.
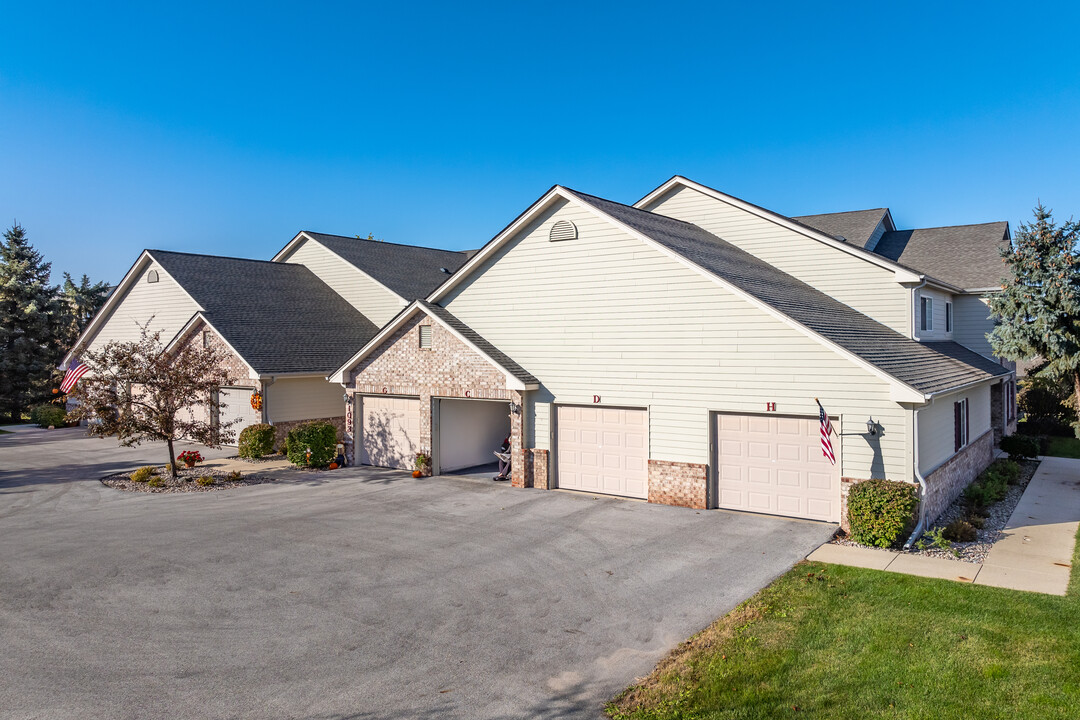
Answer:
[903,405,929,549]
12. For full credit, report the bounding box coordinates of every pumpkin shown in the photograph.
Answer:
[329,462,338,470]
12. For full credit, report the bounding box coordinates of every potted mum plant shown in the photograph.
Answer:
[177,450,204,469]
[413,452,431,478]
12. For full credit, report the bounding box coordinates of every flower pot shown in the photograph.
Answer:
[412,470,422,478]
[184,462,196,469]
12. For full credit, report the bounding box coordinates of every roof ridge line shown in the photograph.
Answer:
[303,231,472,256]
[147,249,296,266]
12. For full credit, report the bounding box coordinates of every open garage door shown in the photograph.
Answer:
[556,405,648,499]
[714,413,839,522]
[435,398,510,473]
[358,395,421,470]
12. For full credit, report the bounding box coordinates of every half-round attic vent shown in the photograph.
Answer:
[147,270,159,283]
[549,219,577,242]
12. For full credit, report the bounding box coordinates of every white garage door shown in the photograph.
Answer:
[715,413,839,522]
[218,387,262,445]
[359,396,422,470]
[557,405,648,499]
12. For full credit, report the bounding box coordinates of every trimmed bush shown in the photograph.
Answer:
[847,479,920,548]
[238,423,276,459]
[147,477,165,488]
[964,460,1013,508]
[943,519,978,542]
[284,421,338,468]
[196,475,215,486]
[130,466,156,483]
[1000,434,1039,461]
[30,403,67,428]
[997,459,1022,485]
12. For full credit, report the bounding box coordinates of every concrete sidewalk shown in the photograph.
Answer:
[808,455,1080,595]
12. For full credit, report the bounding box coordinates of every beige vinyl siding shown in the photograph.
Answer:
[266,376,345,422]
[953,294,997,358]
[279,239,405,326]
[642,186,911,335]
[917,383,992,474]
[443,199,911,481]
[915,287,954,341]
[86,260,200,353]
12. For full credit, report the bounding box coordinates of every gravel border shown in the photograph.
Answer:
[101,467,278,493]
[223,454,288,465]
[832,458,1041,564]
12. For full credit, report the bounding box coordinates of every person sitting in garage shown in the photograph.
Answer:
[493,435,511,481]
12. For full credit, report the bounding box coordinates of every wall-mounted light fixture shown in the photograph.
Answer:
[508,401,521,415]
[343,393,350,405]
[866,417,879,435]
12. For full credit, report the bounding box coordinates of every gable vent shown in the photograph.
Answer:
[549,220,577,242]
[147,270,159,283]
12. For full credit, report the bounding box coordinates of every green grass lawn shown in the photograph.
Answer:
[609,528,1080,720]
[1046,436,1080,459]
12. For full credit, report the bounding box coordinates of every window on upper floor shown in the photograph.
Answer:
[945,302,953,333]
[921,296,933,332]
[954,398,969,451]
[419,325,432,350]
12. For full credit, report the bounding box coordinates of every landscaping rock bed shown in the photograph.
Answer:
[101,467,277,493]
[225,453,288,464]
[834,458,1040,564]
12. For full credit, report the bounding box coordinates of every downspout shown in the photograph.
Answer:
[903,405,929,549]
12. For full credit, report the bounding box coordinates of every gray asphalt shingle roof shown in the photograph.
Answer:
[566,190,1009,396]
[302,232,472,301]
[150,250,380,375]
[872,223,1011,290]
[419,301,539,386]
[791,208,889,248]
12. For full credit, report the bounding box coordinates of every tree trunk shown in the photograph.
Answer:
[166,437,177,478]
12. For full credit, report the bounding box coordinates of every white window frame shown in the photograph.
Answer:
[419,325,432,350]
[945,301,953,333]
[921,296,933,332]
[956,398,969,450]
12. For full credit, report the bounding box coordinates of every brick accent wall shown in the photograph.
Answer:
[270,416,346,451]
[523,448,549,489]
[352,310,527,485]
[648,460,708,509]
[921,429,994,525]
[991,383,1004,444]
[172,319,258,387]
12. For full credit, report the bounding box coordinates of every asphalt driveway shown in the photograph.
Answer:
[0,425,834,719]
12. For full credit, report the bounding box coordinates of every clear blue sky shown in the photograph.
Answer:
[2,1,1078,284]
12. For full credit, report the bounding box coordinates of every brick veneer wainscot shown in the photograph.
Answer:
[921,429,994,525]
[648,459,708,509]
[351,311,526,485]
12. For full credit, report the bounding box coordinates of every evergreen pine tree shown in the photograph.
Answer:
[58,272,110,349]
[988,203,1080,433]
[0,223,60,422]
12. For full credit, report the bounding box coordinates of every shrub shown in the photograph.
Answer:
[238,423,276,459]
[196,475,215,486]
[147,478,165,488]
[285,421,338,468]
[226,470,243,482]
[847,479,920,548]
[966,514,986,529]
[996,459,1022,485]
[943,519,978,542]
[130,466,156,483]
[964,461,1012,508]
[1000,434,1039,461]
[30,403,67,428]
[924,527,956,556]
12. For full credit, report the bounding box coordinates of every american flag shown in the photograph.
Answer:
[60,359,89,393]
[818,402,836,465]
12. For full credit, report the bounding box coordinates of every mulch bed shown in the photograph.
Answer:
[832,458,1041,564]
[101,467,278,493]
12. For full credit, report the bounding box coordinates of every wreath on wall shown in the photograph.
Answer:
[250,391,263,411]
